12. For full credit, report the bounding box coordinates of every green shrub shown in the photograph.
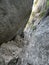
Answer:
[39,11,45,18]
[47,0,49,8]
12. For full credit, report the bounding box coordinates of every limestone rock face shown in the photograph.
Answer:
[0,0,33,44]
[0,10,49,65]
[24,0,47,40]
[32,0,47,13]
[20,1,49,65]
[18,16,49,65]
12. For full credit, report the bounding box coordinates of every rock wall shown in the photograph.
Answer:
[16,0,49,65]
[0,0,49,65]
[1,9,49,65]
[0,0,33,44]
[24,0,47,40]
[32,0,47,13]
[18,16,49,65]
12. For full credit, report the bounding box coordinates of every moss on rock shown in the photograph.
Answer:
[39,11,46,18]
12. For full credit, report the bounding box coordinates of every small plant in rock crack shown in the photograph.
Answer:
[31,24,36,31]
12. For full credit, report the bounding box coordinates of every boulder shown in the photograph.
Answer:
[0,0,33,44]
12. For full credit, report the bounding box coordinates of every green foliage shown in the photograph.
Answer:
[34,0,38,6]
[47,0,49,8]
[39,0,49,18]
[31,25,36,30]
[32,12,35,16]
[39,11,45,18]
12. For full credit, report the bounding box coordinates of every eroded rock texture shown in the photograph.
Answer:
[0,41,22,65]
[0,0,49,65]
[24,0,47,40]
[18,16,49,65]
[0,56,5,65]
[1,10,49,65]
[0,0,33,44]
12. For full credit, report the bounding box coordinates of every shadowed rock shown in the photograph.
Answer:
[0,0,33,44]
[0,56,5,65]
[43,7,49,18]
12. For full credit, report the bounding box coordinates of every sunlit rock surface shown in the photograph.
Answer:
[18,0,49,64]
[32,0,47,13]
[18,16,49,65]
[24,0,47,40]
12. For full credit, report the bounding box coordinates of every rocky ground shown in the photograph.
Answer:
[0,35,27,65]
